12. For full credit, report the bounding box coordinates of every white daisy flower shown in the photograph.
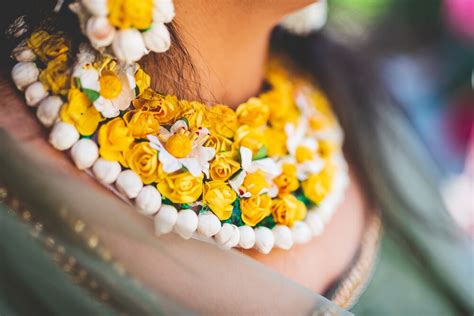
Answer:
[229,146,281,198]
[285,118,324,181]
[147,120,216,178]
[73,62,136,118]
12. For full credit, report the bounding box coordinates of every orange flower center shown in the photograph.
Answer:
[295,146,314,163]
[100,73,122,100]
[166,133,192,158]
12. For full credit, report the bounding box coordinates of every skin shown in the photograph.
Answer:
[0,0,369,295]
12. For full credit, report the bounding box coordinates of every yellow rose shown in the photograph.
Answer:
[108,0,153,30]
[60,89,103,136]
[39,54,70,95]
[233,125,266,156]
[295,145,315,163]
[264,127,287,157]
[236,97,270,127]
[157,171,204,204]
[134,67,151,96]
[310,90,335,121]
[204,134,233,153]
[242,171,269,196]
[260,82,298,130]
[125,142,159,184]
[240,194,272,227]
[27,31,69,63]
[209,153,240,181]
[180,101,210,129]
[273,163,299,196]
[98,117,134,165]
[123,110,160,139]
[308,114,332,132]
[271,194,307,227]
[203,180,237,220]
[132,89,181,125]
[318,140,337,160]
[207,104,239,138]
[302,163,335,204]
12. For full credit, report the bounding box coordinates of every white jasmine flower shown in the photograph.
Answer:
[147,120,216,178]
[228,146,281,198]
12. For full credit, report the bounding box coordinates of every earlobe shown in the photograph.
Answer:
[280,0,328,36]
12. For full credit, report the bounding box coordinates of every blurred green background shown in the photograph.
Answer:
[326,0,473,233]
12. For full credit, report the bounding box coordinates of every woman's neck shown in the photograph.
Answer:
[147,1,314,107]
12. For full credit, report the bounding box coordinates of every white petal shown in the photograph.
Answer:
[159,149,182,174]
[252,158,281,177]
[239,146,253,171]
[147,135,163,150]
[170,120,188,133]
[229,171,246,195]
[94,97,120,118]
[79,68,100,91]
[180,158,201,177]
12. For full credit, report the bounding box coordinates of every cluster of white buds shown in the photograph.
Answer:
[72,0,175,63]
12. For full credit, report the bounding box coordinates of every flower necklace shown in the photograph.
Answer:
[10,25,348,253]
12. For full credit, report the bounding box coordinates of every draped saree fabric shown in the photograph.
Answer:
[0,130,347,315]
[0,99,473,315]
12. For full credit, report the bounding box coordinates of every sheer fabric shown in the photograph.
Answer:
[0,130,348,315]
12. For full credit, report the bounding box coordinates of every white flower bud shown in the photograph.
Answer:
[272,225,294,250]
[254,226,274,254]
[81,0,108,16]
[49,122,79,150]
[12,41,36,62]
[112,29,146,63]
[143,23,171,53]
[153,0,175,23]
[11,62,39,91]
[37,96,63,127]
[197,212,221,238]
[136,185,162,215]
[154,204,178,236]
[238,225,255,249]
[116,170,143,199]
[305,212,324,236]
[86,16,115,48]
[92,158,121,184]
[291,221,312,244]
[214,223,240,249]
[25,82,48,107]
[71,138,99,170]
[174,209,198,240]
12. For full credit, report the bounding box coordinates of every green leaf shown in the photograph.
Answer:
[83,88,100,102]
[256,215,276,229]
[295,189,313,207]
[162,198,173,205]
[75,78,82,89]
[253,146,268,160]
[223,199,244,226]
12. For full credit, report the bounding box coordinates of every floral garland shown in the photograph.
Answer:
[10,27,348,254]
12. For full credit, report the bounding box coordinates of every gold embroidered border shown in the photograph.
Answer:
[0,185,121,305]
